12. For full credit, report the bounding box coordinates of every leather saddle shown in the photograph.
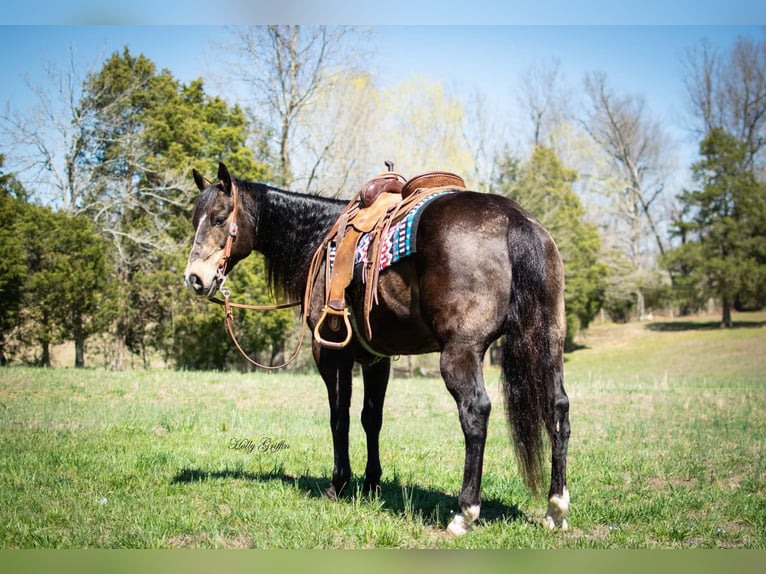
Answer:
[309,163,466,351]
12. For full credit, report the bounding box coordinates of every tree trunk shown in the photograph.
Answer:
[278,112,293,188]
[74,333,86,368]
[721,297,733,328]
[112,319,126,371]
[636,289,646,321]
[270,341,285,368]
[41,340,51,368]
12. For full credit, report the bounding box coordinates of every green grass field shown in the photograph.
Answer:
[1,311,764,548]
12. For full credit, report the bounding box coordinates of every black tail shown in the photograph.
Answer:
[501,220,556,494]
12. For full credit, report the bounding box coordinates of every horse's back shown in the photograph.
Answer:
[360,191,559,355]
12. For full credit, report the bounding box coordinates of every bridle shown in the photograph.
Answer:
[207,177,305,370]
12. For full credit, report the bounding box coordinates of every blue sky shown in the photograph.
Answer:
[1,2,765,182]
[3,25,762,111]
[1,1,764,25]
[2,24,762,137]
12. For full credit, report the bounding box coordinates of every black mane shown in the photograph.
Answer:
[237,179,347,303]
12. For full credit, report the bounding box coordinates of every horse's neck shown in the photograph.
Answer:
[258,187,345,251]
[252,185,346,298]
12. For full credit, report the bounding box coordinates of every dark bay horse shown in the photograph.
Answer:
[184,163,570,534]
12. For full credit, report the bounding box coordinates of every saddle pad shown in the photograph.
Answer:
[328,190,457,280]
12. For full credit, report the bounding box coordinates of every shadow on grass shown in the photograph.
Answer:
[645,320,766,332]
[171,467,526,529]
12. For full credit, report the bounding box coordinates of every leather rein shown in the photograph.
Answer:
[207,179,306,370]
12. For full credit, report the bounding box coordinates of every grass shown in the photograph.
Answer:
[0,311,764,548]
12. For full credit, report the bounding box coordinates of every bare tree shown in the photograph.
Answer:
[303,73,483,197]
[581,72,676,319]
[516,57,572,149]
[0,47,99,210]
[230,25,367,190]
[682,33,766,170]
[369,78,476,182]
[461,87,508,194]
[298,71,381,197]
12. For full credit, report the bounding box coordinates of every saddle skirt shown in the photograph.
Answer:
[308,167,466,351]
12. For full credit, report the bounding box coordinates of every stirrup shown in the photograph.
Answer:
[313,302,353,350]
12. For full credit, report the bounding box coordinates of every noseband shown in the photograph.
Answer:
[215,180,240,295]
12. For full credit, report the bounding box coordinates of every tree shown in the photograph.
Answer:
[376,77,475,181]
[0,156,29,365]
[682,34,766,169]
[0,47,97,211]
[516,57,572,149]
[230,25,365,190]
[16,204,112,367]
[74,48,270,369]
[460,87,508,194]
[664,128,766,327]
[581,72,676,319]
[117,73,273,367]
[495,145,607,348]
[68,48,155,368]
[306,74,478,197]
[2,46,275,369]
[295,71,381,196]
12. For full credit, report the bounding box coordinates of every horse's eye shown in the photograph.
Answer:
[212,214,227,227]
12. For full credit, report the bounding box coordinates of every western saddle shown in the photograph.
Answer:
[309,162,466,350]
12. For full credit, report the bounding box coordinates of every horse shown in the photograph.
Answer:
[183,162,570,535]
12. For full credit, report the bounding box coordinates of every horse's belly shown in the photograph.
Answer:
[348,263,439,356]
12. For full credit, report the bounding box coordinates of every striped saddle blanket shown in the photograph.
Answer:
[329,190,456,281]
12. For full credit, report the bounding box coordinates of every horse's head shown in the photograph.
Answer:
[183,162,251,297]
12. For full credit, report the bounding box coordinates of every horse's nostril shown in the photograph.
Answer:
[187,273,204,294]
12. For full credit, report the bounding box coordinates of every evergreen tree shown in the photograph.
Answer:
[75,48,273,368]
[664,127,766,326]
[18,205,112,367]
[0,156,29,365]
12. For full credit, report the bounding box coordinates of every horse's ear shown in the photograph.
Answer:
[217,162,233,196]
[192,169,211,192]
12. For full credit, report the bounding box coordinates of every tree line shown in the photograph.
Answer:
[1,26,765,369]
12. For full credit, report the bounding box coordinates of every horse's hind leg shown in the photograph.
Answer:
[361,358,391,494]
[545,367,570,529]
[440,344,492,536]
[545,299,570,529]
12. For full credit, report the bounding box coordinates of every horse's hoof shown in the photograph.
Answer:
[544,515,569,530]
[544,487,570,530]
[446,515,473,536]
[446,505,480,536]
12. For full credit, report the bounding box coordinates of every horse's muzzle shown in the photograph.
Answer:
[184,272,219,298]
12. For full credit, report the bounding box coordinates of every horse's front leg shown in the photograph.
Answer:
[315,344,355,498]
[440,344,492,536]
[361,358,391,494]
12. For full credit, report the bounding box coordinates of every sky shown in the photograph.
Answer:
[1,2,765,186]
[1,0,764,26]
